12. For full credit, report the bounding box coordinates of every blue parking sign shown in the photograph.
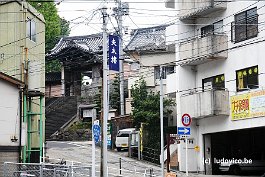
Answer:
[93,124,101,143]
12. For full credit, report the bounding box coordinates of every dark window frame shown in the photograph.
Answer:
[236,65,258,92]
[117,133,129,137]
[202,74,225,91]
[201,20,223,37]
[154,65,175,79]
[233,7,258,43]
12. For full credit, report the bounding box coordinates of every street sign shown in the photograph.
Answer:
[182,113,192,127]
[93,124,101,143]
[169,134,179,138]
[107,123,112,147]
[177,127,191,135]
[109,35,120,72]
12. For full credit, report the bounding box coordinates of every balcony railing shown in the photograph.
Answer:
[180,89,229,119]
[178,34,228,66]
[179,0,227,20]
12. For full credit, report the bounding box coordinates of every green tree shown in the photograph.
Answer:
[60,17,71,36]
[29,1,61,52]
[29,1,71,72]
[110,75,120,113]
[94,86,102,118]
[45,60,61,73]
[131,78,175,150]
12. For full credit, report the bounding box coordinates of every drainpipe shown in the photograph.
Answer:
[19,88,23,163]
[211,89,215,116]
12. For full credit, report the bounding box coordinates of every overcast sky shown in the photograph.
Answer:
[56,0,177,38]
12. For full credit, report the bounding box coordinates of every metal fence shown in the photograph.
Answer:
[3,162,92,177]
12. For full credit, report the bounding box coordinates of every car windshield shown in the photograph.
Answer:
[117,133,129,137]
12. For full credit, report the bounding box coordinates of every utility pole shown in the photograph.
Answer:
[117,0,124,116]
[160,66,164,177]
[102,6,108,177]
[91,108,97,177]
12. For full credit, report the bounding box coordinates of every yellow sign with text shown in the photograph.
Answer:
[231,90,265,120]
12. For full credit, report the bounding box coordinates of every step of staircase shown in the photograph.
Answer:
[45,96,78,140]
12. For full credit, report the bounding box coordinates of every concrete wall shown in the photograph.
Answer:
[139,53,175,92]
[0,2,45,84]
[166,24,178,46]
[45,84,62,97]
[0,81,20,147]
[166,73,177,94]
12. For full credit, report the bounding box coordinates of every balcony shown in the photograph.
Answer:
[179,0,227,20]
[178,34,228,66]
[180,89,229,119]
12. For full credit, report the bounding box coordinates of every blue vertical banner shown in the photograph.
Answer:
[109,35,120,71]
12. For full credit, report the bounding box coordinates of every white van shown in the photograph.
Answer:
[115,128,136,151]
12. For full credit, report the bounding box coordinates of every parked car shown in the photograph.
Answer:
[115,128,137,152]
[219,152,265,175]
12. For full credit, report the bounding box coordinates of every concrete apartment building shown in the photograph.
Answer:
[165,0,265,174]
[0,1,45,164]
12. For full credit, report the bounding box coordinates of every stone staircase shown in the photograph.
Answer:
[45,96,77,140]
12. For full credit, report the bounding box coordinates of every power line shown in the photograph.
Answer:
[0,1,258,47]
[22,0,234,3]
[126,1,260,41]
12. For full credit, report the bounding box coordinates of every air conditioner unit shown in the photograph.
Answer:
[165,0,175,9]
[166,43,175,52]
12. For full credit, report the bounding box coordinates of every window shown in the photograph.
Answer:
[27,18,36,42]
[236,66,258,91]
[202,74,225,90]
[117,133,129,137]
[213,20,224,34]
[154,65,175,79]
[201,20,223,36]
[201,25,213,36]
[233,7,258,43]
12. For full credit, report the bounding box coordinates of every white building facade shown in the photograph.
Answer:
[165,0,265,174]
[125,25,177,125]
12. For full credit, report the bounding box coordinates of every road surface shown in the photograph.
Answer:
[46,141,161,177]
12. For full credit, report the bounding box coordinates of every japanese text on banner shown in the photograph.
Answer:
[109,35,119,72]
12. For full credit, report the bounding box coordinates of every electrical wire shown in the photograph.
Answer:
[0,1,260,50]
[1,1,262,94]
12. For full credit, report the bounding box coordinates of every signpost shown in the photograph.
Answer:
[92,118,99,177]
[179,114,192,176]
[185,136,188,176]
